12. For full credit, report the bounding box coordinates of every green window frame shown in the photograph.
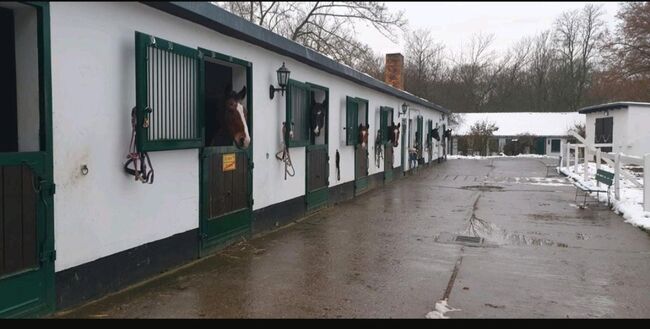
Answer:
[286,79,311,147]
[345,97,369,146]
[135,31,202,152]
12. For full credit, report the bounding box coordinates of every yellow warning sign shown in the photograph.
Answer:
[222,153,236,172]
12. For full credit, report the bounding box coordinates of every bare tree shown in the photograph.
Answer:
[467,120,498,156]
[553,4,606,110]
[403,28,446,98]
[217,2,407,67]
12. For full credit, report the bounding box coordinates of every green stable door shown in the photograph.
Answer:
[380,108,394,183]
[347,97,369,196]
[0,3,55,318]
[305,84,329,212]
[198,50,254,255]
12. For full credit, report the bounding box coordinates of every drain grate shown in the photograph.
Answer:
[455,235,483,244]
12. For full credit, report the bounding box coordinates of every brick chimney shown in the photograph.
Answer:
[384,53,404,90]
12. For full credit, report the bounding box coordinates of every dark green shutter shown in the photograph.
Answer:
[286,79,311,147]
[379,108,388,143]
[346,96,358,145]
[427,119,432,147]
[135,31,202,152]
[417,116,423,151]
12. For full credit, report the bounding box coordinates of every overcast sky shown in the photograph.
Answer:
[356,2,622,59]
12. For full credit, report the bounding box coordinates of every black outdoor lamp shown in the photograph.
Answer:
[398,102,409,117]
[270,62,291,99]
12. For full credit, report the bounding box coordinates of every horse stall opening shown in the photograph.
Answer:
[199,52,253,255]
[0,2,54,318]
[305,84,329,211]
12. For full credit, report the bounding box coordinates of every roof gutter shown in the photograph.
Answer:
[141,1,450,114]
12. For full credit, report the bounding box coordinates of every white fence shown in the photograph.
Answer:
[559,131,649,211]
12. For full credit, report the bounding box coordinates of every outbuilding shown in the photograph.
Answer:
[451,112,584,156]
[578,101,650,156]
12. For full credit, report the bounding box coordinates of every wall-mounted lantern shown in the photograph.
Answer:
[398,102,409,117]
[269,62,291,99]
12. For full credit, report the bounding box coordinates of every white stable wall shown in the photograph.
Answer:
[49,2,446,271]
[625,106,650,157]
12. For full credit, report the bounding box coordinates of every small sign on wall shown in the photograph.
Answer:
[222,153,236,172]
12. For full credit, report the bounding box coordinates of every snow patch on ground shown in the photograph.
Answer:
[448,154,557,160]
[561,163,650,231]
[425,299,460,319]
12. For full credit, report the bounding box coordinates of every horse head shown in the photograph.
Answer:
[223,84,250,149]
[311,98,326,137]
[358,123,370,149]
[389,122,400,147]
[432,127,440,141]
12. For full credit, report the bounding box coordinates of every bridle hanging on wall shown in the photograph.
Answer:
[124,107,154,184]
[275,122,295,180]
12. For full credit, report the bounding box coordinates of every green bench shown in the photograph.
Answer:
[573,169,614,208]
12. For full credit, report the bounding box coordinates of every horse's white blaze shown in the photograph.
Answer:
[314,126,320,135]
[236,103,250,147]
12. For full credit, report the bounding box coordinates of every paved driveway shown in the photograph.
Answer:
[56,157,650,318]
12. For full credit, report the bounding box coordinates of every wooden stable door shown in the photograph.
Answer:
[200,148,252,254]
[0,153,54,318]
[306,145,328,211]
[354,145,369,195]
[384,144,394,183]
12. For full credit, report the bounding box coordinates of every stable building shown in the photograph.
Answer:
[451,112,584,156]
[578,102,650,157]
[0,2,451,317]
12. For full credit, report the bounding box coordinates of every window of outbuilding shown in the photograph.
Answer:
[594,117,613,144]
[551,139,561,152]
[135,32,202,152]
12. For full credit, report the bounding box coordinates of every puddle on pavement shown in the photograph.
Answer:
[460,185,504,192]
[436,215,572,249]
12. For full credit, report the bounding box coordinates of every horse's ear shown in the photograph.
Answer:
[366,123,370,129]
[224,83,233,96]
[321,98,327,108]
[397,123,401,128]
[237,86,247,100]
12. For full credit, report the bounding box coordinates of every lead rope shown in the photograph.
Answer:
[124,107,154,184]
[275,122,295,180]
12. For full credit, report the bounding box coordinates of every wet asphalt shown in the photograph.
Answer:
[55,158,650,318]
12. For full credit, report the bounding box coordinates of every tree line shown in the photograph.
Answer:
[219,2,650,113]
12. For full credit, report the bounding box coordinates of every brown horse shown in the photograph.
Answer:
[219,85,250,149]
[358,123,370,149]
[388,122,400,147]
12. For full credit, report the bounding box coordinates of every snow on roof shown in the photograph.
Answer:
[578,101,650,114]
[456,112,585,136]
